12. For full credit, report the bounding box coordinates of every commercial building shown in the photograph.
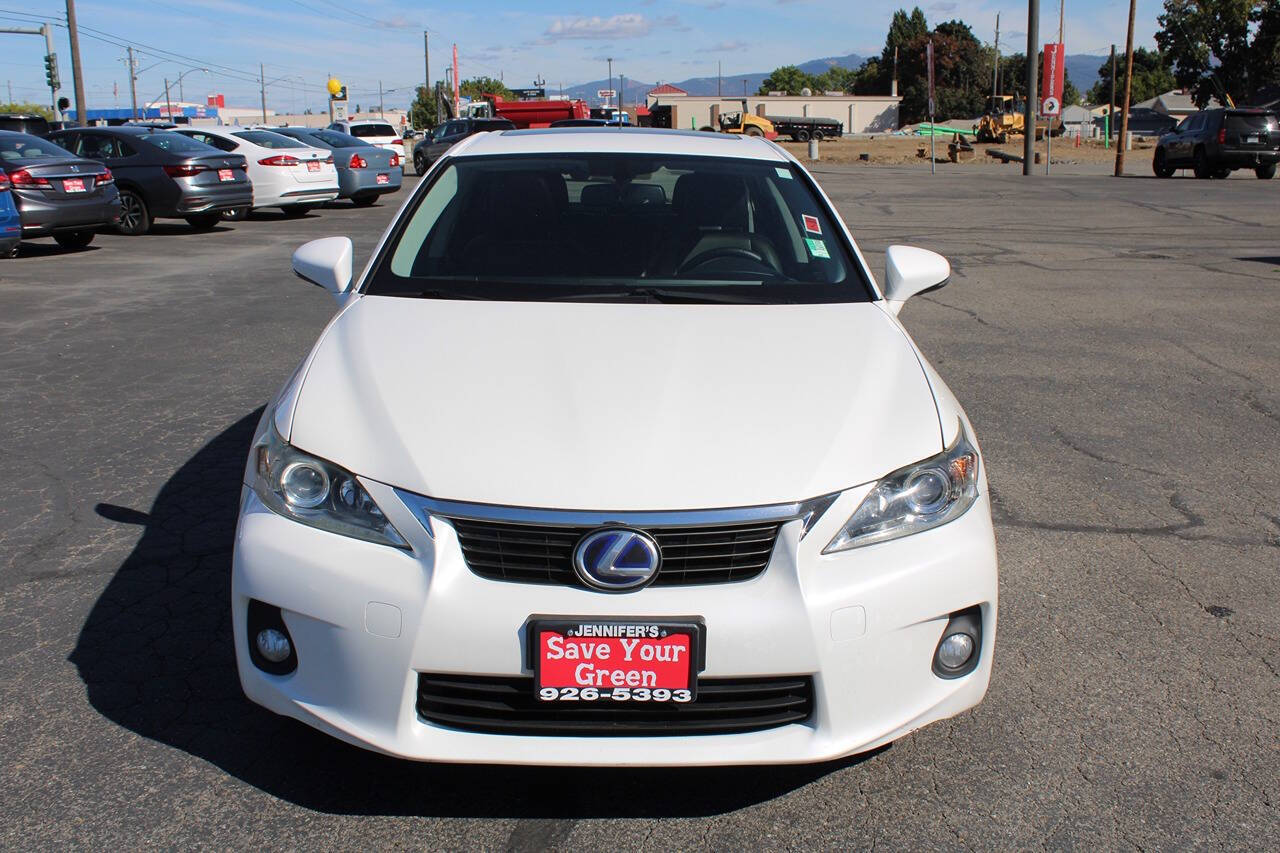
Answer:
[645,91,901,135]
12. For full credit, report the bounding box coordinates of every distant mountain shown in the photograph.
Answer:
[1065,54,1104,95]
[561,53,866,105]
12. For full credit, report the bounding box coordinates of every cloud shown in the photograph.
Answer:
[710,40,747,51]
[928,1,956,10]
[545,14,658,40]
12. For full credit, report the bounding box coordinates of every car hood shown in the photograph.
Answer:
[288,296,943,510]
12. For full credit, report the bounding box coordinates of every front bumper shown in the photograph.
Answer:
[14,187,122,236]
[233,479,998,766]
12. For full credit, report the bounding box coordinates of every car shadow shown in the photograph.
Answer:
[145,222,236,236]
[14,242,101,258]
[71,410,879,817]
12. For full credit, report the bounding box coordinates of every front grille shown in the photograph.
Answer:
[447,518,783,587]
[417,673,814,736]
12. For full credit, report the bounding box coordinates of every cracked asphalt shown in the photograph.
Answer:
[1,165,1277,849]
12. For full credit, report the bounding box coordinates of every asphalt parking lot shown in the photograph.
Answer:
[1,168,1277,848]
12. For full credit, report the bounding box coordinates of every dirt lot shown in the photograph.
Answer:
[779,134,1156,170]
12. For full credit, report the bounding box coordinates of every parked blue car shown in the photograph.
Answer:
[0,173,20,258]
[268,126,402,206]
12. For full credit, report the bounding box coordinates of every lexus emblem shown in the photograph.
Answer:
[573,528,661,591]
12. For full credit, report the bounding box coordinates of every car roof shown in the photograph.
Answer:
[343,119,395,126]
[455,126,787,161]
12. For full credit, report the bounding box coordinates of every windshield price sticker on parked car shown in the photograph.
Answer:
[218,169,234,182]
[534,621,698,702]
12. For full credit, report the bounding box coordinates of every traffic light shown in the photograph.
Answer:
[44,53,60,90]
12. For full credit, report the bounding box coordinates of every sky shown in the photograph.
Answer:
[2,1,1164,114]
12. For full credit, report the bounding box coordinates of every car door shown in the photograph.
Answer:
[1169,115,1197,163]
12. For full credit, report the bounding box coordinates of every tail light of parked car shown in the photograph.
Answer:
[348,153,367,169]
[1218,127,1226,144]
[9,168,51,188]
[0,171,9,191]
[389,153,400,167]
[95,168,114,187]
[163,164,210,178]
[258,155,302,167]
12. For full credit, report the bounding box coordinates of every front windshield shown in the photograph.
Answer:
[368,152,870,304]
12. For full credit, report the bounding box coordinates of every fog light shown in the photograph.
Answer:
[937,632,974,670]
[255,628,292,663]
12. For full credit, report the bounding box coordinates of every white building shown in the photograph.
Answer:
[646,92,901,135]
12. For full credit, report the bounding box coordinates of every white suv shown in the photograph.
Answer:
[234,128,998,766]
[327,119,403,167]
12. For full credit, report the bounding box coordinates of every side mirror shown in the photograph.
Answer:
[292,236,353,301]
[882,245,950,315]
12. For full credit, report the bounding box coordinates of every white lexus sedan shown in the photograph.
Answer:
[175,126,339,216]
[234,128,998,765]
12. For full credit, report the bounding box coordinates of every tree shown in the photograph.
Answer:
[0,102,52,119]
[1156,0,1280,107]
[758,65,816,95]
[813,66,859,94]
[880,7,930,87]
[1087,48,1175,105]
[996,52,1080,107]
[459,76,513,101]
[896,19,990,123]
[409,84,442,130]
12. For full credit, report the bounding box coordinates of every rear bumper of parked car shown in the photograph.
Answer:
[14,187,122,236]
[175,184,253,215]
[1216,147,1280,167]
[232,475,998,766]
[338,169,402,198]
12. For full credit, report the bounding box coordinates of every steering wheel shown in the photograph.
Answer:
[678,246,768,275]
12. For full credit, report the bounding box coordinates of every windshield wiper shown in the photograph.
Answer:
[412,288,495,300]
[547,287,785,305]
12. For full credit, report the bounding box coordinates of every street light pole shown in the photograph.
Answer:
[164,77,171,121]
[65,0,87,124]
[260,62,267,123]
[607,57,612,110]
[1022,0,1039,176]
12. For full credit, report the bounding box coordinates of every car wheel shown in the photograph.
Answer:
[222,206,249,221]
[53,230,95,250]
[1257,163,1277,180]
[280,204,315,218]
[796,129,810,142]
[812,130,825,141]
[115,189,151,235]
[1192,147,1212,179]
[1152,148,1175,178]
[414,152,427,174]
[744,125,764,138]
[351,194,378,207]
[185,213,221,230]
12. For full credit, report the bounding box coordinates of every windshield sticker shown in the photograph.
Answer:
[775,167,793,179]
[802,214,821,235]
[805,238,830,259]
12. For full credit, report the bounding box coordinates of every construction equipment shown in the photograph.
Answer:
[699,99,777,139]
[975,95,1024,143]
[974,94,1063,142]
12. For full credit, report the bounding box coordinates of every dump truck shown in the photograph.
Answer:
[453,94,590,128]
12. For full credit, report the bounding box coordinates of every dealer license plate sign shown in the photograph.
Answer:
[63,178,85,193]
[307,160,320,172]
[218,169,234,182]
[376,173,389,184]
[534,620,699,702]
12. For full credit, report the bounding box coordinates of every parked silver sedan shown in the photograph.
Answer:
[267,127,402,207]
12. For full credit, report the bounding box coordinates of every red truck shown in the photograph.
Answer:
[458,95,589,128]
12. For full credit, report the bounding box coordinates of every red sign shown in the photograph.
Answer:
[62,178,85,193]
[802,214,821,234]
[536,623,695,695]
[1040,43,1065,116]
[217,169,234,182]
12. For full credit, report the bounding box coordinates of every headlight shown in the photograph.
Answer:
[251,423,408,548]
[823,420,979,553]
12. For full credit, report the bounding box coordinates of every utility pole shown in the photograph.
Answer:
[378,80,384,116]
[163,77,171,121]
[127,45,138,120]
[607,56,613,110]
[891,46,899,96]
[1023,0,1038,175]
[65,0,86,123]
[1107,44,1116,148]
[259,62,267,123]
[43,25,60,122]
[991,12,1000,99]
[423,29,429,125]
[717,61,721,97]
[1114,0,1137,176]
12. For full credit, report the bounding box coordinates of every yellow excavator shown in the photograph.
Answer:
[700,99,776,138]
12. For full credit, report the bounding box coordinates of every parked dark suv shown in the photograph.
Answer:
[1153,108,1279,179]
[412,117,515,173]
[46,126,252,234]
